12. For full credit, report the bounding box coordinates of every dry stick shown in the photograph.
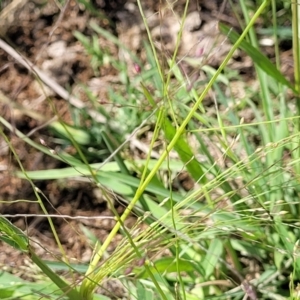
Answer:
[0,38,107,124]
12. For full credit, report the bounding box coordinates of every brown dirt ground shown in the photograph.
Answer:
[0,0,294,298]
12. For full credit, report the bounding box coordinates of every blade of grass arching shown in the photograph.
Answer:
[29,251,82,299]
[136,257,200,279]
[99,127,175,223]
[15,159,184,179]
[81,3,270,297]
[132,161,180,215]
[136,194,170,220]
[98,132,176,224]
[0,116,64,161]
[0,217,29,253]
[0,218,80,299]
[219,24,295,92]
[49,121,92,145]
[0,116,94,170]
[16,167,186,204]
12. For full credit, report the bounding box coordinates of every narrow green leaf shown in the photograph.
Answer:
[49,121,91,145]
[0,271,81,299]
[16,160,184,180]
[137,282,154,300]
[163,118,206,183]
[0,287,15,298]
[29,251,82,299]
[0,217,28,252]
[219,23,296,93]
[137,257,199,279]
[17,168,184,203]
[202,238,223,279]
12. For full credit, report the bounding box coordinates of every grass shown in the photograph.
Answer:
[0,0,299,299]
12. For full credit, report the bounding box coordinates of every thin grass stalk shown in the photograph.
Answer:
[239,0,275,145]
[292,0,300,178]
[80,108,168,299]
[292,0,300,94]
[239,0,285,212]
[271,0,288,142]
[29,251,82,299]
[164,0,190,128]
[0,117,62,161]
[0,129,80,298]
[80,1,269,298]
[136,0,163,82]
[0,129,67,260]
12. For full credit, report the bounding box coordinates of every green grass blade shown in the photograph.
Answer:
[163,117,206,184]
[137,257,200,279]
[219,23,296,93]
[202,238,224,279]
[0,218,81,299]
[29,251,82,300]
[0,217,29,253]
